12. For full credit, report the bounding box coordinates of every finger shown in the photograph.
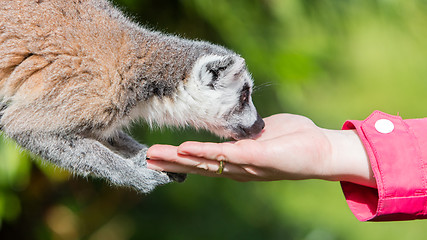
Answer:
[147,159,197,174]
[148,149,266,180]
[177,141,215,157]
[148,144,221,171]
[177,141,253,165]
[147,144,180,161]
[147,159,219,176]
[148,143,267,180]
[147,144,227,173]
[147,157,249,178]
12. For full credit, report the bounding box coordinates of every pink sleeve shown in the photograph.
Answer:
[341,110,427,221]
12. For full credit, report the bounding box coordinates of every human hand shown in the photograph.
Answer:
[147,114,376,187]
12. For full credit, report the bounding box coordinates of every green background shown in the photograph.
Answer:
[1,0,427,239]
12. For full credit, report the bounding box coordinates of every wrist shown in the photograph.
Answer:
[322,129,376,188]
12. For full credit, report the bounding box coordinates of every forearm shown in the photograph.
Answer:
[10,130,171,193]
[321,129,377,188]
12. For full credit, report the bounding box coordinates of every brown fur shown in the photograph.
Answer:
[1,0,133,134]
[0,0,227,137]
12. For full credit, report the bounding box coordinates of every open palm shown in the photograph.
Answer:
[147,114,333,182]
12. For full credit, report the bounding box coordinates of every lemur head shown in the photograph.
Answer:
[139,54,264,140]
[183,54,265,140]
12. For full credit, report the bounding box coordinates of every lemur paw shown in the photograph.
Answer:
[130,167,172,193]
[132,148,187,185]
[131,149,148,167]
[132,149,187,183]
[166,172,187,183]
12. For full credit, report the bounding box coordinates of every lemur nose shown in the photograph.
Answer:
[250,113,265,134]
[239,113,264,139]
[233,113,265,140]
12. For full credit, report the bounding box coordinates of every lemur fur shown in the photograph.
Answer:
[0,0,265,193]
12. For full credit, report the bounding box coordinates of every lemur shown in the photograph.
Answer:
[0,0,265,193]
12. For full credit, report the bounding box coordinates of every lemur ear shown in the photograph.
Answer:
[202,56,235,89]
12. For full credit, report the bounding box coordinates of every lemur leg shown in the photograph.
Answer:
[10,131,171,193]
[106,131,146,160]
[107,131,187,183]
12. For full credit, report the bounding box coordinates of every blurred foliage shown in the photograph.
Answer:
[1,0,427,239]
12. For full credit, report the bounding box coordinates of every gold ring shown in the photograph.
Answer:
[216,160,225,174]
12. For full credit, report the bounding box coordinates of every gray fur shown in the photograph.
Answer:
[10,130,170,193]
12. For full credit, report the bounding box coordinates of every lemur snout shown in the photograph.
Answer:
[248,113,265,136]
[234,113,265,140]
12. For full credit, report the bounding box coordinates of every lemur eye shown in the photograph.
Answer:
[240,84,250,107]
[241,90,248,103]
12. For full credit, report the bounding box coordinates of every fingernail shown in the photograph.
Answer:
[146,151,156,160]
[146,155,159,160]
[177,149,188,155]
[177,147,188,155]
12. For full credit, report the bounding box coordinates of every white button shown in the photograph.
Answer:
[375,119,394,134]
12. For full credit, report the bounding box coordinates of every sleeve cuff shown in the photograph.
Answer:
[341,111,427,221]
